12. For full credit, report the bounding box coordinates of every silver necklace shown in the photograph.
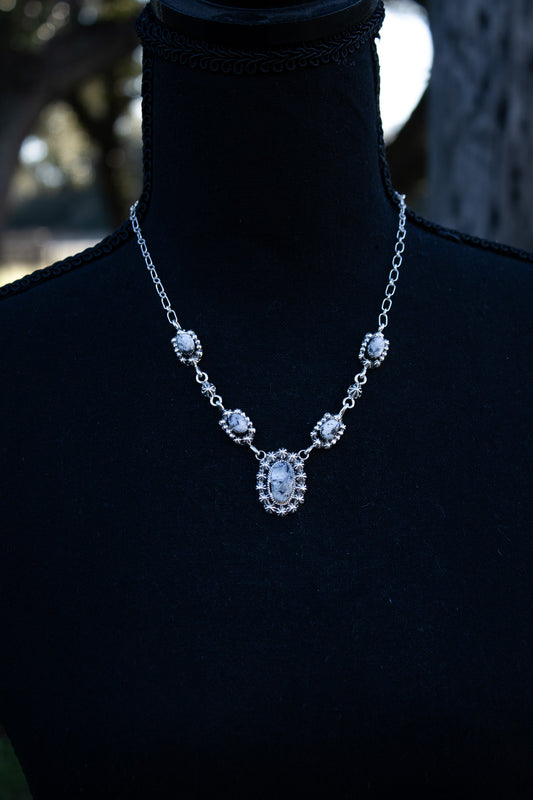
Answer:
[130,193,407,516]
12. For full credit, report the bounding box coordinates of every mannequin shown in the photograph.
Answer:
[1,1,531,797]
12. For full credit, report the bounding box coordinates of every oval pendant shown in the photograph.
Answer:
[256,450,307,515]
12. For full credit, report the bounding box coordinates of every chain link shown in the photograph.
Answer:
[298,444,317,461]
[130,202,181,330]
[250,446,267,462]
[378,193,406,332]
[194,369,209,384]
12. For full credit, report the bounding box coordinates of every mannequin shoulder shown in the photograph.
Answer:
[405,214,533,317]
[0,230,143,338]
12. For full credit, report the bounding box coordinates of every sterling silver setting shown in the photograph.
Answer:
[359,332,389,369]
[130,193,407,516]
[311,412,346,449]
[256,450,307,515]
[171,329,203,365]
[219,409,256,445]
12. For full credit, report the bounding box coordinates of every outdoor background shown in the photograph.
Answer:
[2,0,533,294]
[1,0,532,796]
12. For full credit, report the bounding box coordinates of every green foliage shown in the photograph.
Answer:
[0,735,32,800]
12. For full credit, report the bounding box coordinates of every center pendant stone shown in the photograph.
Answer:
[256,450,307,515]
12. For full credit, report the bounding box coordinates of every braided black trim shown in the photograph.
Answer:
[0,50,155,300]
[134,2,385,75]
[0,225,130,298]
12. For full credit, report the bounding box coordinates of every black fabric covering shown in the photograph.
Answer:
[150,0,380,46]
[1,1,532,797]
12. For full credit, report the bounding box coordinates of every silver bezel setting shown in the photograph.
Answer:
[311,412,346,450]
[219,409,256,446]
[171,329,203,366]
[359,332,389,369]
[256,450,307,515]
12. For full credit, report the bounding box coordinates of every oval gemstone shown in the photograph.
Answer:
[176,332,195,355]
[321,418,340,441]
[367,334,385,359]
[269,461,295,504]
[228,412,248,435]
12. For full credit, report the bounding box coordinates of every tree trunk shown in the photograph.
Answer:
[428,1,533,250]
[0,51,47,253]
[69,72,133,229]
[0,17,138,257]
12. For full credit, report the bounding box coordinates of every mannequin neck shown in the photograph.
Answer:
[136,2,396,272]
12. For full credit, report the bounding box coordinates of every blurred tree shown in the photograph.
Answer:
[0,0,139,249]
[428,0,533,249]
[384,0,428,206]
[68,63,140,227]
[2,1,532,253]
[387,1,533,251]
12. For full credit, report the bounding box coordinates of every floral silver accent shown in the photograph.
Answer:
[347,383,362,398]
[200,381,216,397]
[256,450,307,515]
[219,409,256,445]
[359,332,389,368]
[311,412,346,449]
[171,329,203,365]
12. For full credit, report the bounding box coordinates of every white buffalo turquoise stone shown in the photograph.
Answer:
[269,461,295,504]
[176,332,195,355]
[321,418,340,441]
[228,412,248,435]
[367,335,385,359]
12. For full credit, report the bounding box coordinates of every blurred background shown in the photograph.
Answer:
[1,0,532,291]
[0,0,431,289]
[0,0,142,288]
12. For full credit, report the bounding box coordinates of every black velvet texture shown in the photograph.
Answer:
[1,1,532,797]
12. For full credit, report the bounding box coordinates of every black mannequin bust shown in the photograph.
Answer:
[1,1,532,797]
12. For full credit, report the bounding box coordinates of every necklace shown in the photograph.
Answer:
[130,192,407,516]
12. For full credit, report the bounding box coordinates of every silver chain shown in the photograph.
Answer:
[337,192,405,417]
[130,192,407,485]
[130,202,181,330]
[378,193,407,332]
